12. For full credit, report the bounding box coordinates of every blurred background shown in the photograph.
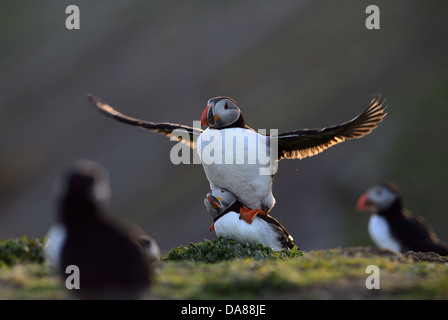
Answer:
[1,1,447,253]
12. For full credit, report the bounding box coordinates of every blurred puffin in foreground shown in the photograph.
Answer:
[44,160,157,299]
[204,188,297,251]
[88,94,386,224]
[357,183,448,256]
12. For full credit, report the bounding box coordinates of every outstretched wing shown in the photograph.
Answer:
[87,94,202,148]
[274,96,387,160]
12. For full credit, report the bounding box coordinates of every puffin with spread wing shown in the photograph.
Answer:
[88,94,386,223]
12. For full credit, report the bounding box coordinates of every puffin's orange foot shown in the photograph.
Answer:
[209,223,215,232]
[239,206,268,224]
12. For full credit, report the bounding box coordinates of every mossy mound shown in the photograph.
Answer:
[0,236,45,267]
[164,237,303,263]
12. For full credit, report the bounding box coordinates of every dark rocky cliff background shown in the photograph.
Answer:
[1,1,447,252]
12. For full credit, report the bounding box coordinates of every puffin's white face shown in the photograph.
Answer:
[200,97,241,128]
[357,184,398,212]
[204,188,238,218]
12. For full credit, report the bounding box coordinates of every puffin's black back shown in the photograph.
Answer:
[60,219,150,299]
[57,160,151,299]
[380,196,448,256]
[257,214,298,250]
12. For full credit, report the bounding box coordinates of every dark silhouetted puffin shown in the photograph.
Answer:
[204,188,297,251]
[357,183,448,256]
[88,94,386,223]
[44,159,153,299]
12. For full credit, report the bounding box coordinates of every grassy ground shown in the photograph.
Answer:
[0,238,447,300]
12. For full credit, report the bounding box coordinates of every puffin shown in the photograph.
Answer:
[357,182,448,256]
[204,188,297,251]
[136,234,161,266]
[44,159,153,299]
[88,94,386,222]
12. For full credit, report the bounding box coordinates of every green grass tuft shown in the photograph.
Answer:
[0,236,45,267]
[164,237,303,263]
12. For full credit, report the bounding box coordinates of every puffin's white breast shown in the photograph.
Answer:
[213,211,283,251]
[368,214,401,252]
[197,128,276,210]
[44,223,67,270]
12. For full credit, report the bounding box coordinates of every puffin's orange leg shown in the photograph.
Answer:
[209,223,215,232]
[239,206,268,224]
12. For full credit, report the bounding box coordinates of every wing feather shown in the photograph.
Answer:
[87,94,202,148]
[275,95,387,160]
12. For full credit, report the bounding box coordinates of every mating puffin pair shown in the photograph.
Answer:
[88,94,387,251]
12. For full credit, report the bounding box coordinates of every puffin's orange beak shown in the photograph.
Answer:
[357,193,370,211]
[201,105,213,127]
[206,194,221,208]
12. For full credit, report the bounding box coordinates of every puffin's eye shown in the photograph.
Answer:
[224,103,229,110]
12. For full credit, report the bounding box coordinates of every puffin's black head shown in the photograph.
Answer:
[204,188,238,220]
[55,160,111,223]
[357,182,401,213]
[200,97,244,129]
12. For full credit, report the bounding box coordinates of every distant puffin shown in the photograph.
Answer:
[204,188,297,251]
[357,183,448,256]
[44,160,153,299]
[88,94,386,222]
